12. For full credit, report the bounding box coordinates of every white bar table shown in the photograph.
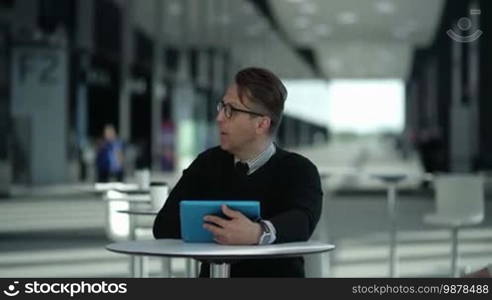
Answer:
[118,209,159,278]
[370,174,407,278]
[104,190,151,203]
[117,209,198,278]
[95,182,141,192]
[106,239,336,278]
[105,190,151,277]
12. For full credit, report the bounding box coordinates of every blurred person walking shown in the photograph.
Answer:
[96,124,125,182]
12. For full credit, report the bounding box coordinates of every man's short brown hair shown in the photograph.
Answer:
[235,67,287,134]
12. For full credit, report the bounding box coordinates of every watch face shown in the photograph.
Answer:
[260,221,270,233]
[259,231,272,245]
[258,221,272,245]
[259,234,267,245]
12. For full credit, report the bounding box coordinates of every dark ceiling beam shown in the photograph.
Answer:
[247,0,326,79]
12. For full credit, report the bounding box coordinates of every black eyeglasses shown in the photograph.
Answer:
[216,101,265,119]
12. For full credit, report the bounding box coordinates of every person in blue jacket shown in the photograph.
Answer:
[96,124,124,182]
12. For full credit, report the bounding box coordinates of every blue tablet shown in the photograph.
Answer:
[180,200,260,243]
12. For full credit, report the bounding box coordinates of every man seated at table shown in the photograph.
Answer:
[153,67,323,277]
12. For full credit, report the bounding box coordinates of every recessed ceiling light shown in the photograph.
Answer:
[245,23,265,37]
[314,24,332,36]
[241,3,255,15]
[300,3,316,15]
[378,50,394,61]
[299,34,315,44]
[337,11,358,25]
[168,2,182,16]
[245,27,260,37]
[392,28,411,39]
[392,21,418,39]
[403,20,418,29]
[375,1,396,14]
[219,15,231,25]
[326,58,342,71]
[294,16,310,29]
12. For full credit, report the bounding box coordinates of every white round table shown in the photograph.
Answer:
[117,209,159,277]
[370,174,407,277]
[104,191,151,277]
[106,239,336,278]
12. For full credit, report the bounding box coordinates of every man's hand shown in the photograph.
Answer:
[203,205,262,245]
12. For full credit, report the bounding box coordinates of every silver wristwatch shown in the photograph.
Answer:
[258,220,273,245]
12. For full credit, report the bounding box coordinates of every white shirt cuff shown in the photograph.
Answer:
[263,220,277,244]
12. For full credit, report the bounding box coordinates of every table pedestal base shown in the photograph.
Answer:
[210,263,230,278]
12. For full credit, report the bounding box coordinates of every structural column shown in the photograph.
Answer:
[0,26,10,195]
[151,0,165,171]
[449,1,481,172]
[75,0,94,181]
[119,0,134,143]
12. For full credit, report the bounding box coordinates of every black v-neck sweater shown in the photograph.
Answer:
[153,146,323,277]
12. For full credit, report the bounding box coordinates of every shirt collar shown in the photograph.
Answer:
[234,142,276,175]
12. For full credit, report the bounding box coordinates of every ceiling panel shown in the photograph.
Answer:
[123,0,313,79]
[270,0,445,79]
[231,38,315,79]
[271,0,444,46]
[317,41,412,78]
[116,0,446,80]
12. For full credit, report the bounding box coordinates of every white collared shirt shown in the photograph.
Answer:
[234,142,277,244]
[234,142,276,175]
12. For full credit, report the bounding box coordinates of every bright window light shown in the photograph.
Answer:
[283,79,403,134]
[283,79,331,127]
[327,79,404,134]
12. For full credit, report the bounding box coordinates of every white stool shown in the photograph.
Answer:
[423,174,485,277]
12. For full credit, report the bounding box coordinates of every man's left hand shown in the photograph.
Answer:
[203,205,262,245]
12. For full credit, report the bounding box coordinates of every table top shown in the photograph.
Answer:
[94,182,141,192]
[117,209,158,216]
[114,189,150,195]
[370,174,408,183]
[104,190,151,202]
[316,169,431,182]
[106,239,335,261]
[76,183,142,195]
